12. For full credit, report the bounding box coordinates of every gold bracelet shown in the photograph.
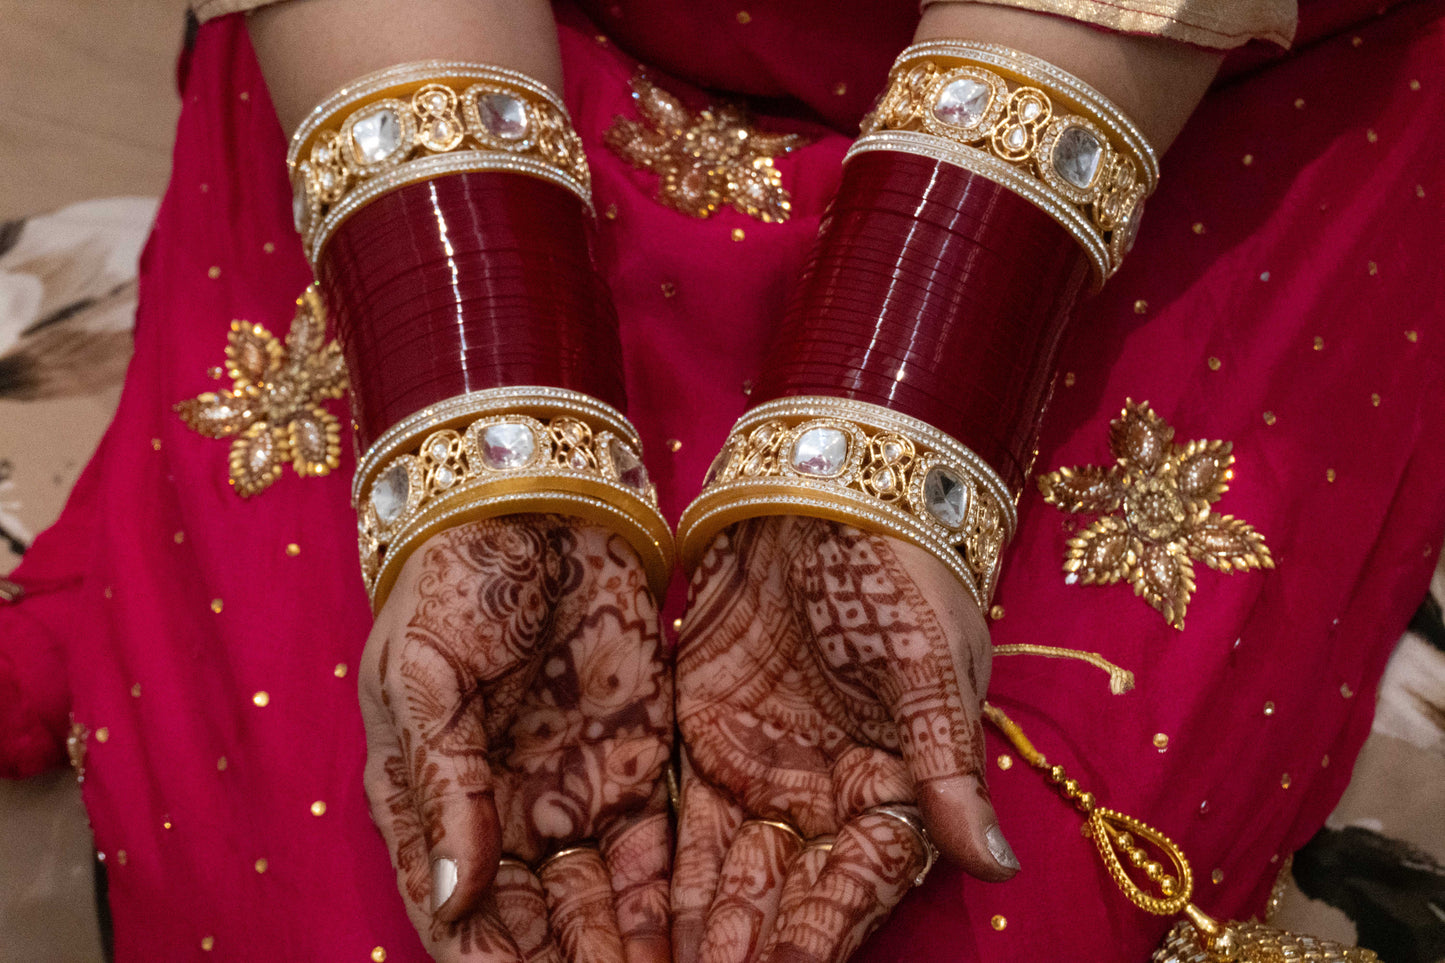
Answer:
[677,397,1015,610]
[859,41,1158,284]
[355,387,673,611]
[287,61,591,264]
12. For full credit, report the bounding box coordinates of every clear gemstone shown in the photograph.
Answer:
[430,441,449,461]
[1005,126,1027,150]
[352,108,403,163]
[425,119,460,146]
[477,93,529,140]
[874,468,895,493]
[609,438,649,490]
[372,463,411,525]
[923,467,969,529]
[1054,127,1103,189]
[434,465,456,488]
[881,440,904,461]
[704,447,733,486]
[791,427,849,477]
[1020,100,1042,122]
[480,423,535,469]
[423,91,448,113]
[933,78,990,129]
[1118,197,1145,255]
[568,450,589,469]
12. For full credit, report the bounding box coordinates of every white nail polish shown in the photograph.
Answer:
[431,857,458,912]
[986,825,1020,870]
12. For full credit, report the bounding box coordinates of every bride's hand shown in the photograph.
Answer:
[672,516,1016,963]
[359,514,673,963]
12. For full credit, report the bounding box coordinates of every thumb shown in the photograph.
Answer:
[798,524,1019,881]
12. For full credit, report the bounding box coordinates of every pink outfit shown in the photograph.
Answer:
[3,1,1443,959]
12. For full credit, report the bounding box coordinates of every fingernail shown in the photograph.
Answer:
[431,857,458,912]
[986,825,1020,871]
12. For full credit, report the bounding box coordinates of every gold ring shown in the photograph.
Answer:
[862,805,938,887]
[739,818,807,848]
[534,844,601,877]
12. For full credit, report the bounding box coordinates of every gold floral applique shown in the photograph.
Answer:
[604,75,806,223]
[1038,400,1273,630]
[175,286,348,497]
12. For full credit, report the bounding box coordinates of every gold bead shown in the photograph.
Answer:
[252,691,270,707]
[310,800,327,817]
[1062,779,1079,798]
[1077,791,1095,812]
[201,936,215,951]
[254,857,268,874]
[1129,848,1149,867]
[285,543,301,557]
[372,948,388,962]
[1048,765,1066,782]
[990,915,1007,931]
[1144,861,1163,880]
[1160,876,1177,896]
[333,663,348,678]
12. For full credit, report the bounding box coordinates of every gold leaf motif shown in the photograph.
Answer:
[604,75,807,223]
[176,286,348,497]
[1040,400,1273,629]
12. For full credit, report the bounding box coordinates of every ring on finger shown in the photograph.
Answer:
[534,844,601,877]
[739,818,807,848]
[862,805,938,887]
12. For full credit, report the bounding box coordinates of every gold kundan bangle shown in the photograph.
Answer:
[859,41,1159,283]
[677,397,1016,610]
[287,61,591,263]
[355,387,674,612]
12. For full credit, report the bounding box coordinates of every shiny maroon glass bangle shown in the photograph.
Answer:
[752,149,1089,495]
[318,171,626,450]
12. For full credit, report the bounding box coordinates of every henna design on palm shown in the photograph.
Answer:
[674,516,1001,963]
[360,514,673,963]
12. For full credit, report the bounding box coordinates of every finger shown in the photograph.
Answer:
[494,859,563,963]
[601,806,673,963]
[540,847,627,963]
[672,760,745,963]
[698,820,805,963]
[758,810,928,963]
[757,841,830,961]
[798,527,1016,879]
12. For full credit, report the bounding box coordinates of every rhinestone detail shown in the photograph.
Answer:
[480,423,536,469]
[923,467,970,528]
[372,463,411,525]
[791,427,849,476]
[351,108,403,164]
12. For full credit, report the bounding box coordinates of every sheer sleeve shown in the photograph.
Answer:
[921,0,1297,48]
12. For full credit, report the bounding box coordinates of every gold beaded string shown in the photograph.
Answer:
[982,703,1241,959]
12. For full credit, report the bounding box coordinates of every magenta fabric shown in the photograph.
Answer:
[1,2,1443,960]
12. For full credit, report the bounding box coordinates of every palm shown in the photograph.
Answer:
[361,514,672,963]
[673,516,1004,963]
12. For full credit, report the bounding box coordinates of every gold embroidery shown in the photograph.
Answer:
[1037,400,1272,629]
[604,76,805,223]
[175,287,348,497]
[66,717,89,782]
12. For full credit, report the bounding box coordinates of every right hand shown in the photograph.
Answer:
[672,515,1017,963]
[358,514,673,963]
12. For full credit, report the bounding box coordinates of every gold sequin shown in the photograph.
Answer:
[1410,79,1422,91]
[207,366,224,380]
[1367,260,1379,275]
[253,691,270,707]
[1063,371,1076,387]
[672,618,683,630]
[1417,184,1427,198]
[990,915,1007,931]
[1313,336,1325,351]
[833,81,848,97]
[1280,773,1291,789]
[239,91,251,102]
[173,531,185,544]
[1133,299,1148,315]
[1191,222,1206,235]
[1153,733,1169,751]
[151,438,163,451]
[254,857,269,873]
[1207,357,1222,371]
[333,663,348,679]
[372,948,388,962]
[199,183,210,194]
[117,850,127,866]
[207,266,221,279]
[604,75,804,222]
[217,756,228,771]
[103,586,114,599]
[1340,683,1354,699]
[175,288,348,498]
[741,379,753,396]
[1371,393,1381,407]
[211,598,224,613]
[1039,400,1273,630]
[1262,411,1277,426]
[1321,754,1331,768]
[310,800,327,817]
[604,203,618,220]
[661,282,677,298]
[95,727,110,744]
[1366,129,1378,144]
[668,438,683,452]
[997,754,1013,771]
[1405,330,1419,343]
[1259,271,1271,282]
[735,9,751,23]
[163,817,173,830]
[1263,701,1275,716]
[1294,98,1306,109]
[286,543,301,556]
[989,604,1005,621]
[1242,153,1254,166]
[731,227,746,242]
[1351,35,1363,46]
[262,241,275,254]
[1212,868,1224,884]
[1326,468,1336,483]
[201,936,215,952]
[130,683,142,698]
